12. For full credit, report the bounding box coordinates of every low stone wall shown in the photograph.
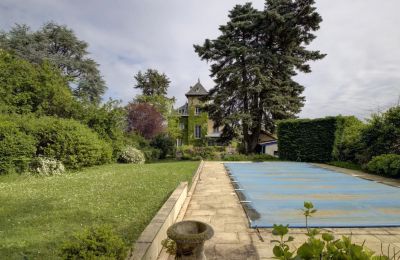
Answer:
[127,161,204,260]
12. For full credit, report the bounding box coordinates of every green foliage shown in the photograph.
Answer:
[358,106,400,164]
[333,116,366,163]
[0,22,106,103]
[367,154,400,178]
[118,146,145,164]
[194,1,325,153]
[150,134,176,159]
[177,145,223,160]
[271,202,392,260]
[222,153,277,162]
[134,69,170,97]
[5,115,112,170]
[327,161,363,171]
[278,117,338,162]
[60,225,126,260]
[142,147,161,162]
[0,119,36,174]
[186,104,208,146]
[0,50,76,117]
[75,100,126,160]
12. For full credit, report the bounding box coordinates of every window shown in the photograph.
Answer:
[176,139,182,147]
[195,107,201,115]
[179,123,185,130]
[194,125,201,139]
[213,126,219,133]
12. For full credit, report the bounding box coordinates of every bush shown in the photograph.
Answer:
[176,145,222,160]
[277,117,338,162]
[150,134,176,159]
[29,157,65,176]
[358,106,400,164]
[60,225,126,260]
[327,161,362,171]
[5,115,112,170]
[222,153,277,161]
[119,146,145,164]
[0,119,37,174]
[332,116,365,163]
[367,154,400,178]
[142,147,161,162]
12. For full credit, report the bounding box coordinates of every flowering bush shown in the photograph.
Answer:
[29,157,65,176]
[119,146,145,164]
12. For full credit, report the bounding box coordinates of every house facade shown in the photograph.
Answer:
[176,80,221,146]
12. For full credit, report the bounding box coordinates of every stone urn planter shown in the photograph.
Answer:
[167,220,214,260]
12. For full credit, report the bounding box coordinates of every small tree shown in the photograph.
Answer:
[126,103,164,139]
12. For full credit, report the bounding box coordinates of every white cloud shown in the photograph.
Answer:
[1,0,399,119]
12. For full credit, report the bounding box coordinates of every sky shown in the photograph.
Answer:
[1,0,399,119]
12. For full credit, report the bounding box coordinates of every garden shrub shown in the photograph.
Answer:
[119,146,145,164]
[142,147,161,162]
[59,225,126,260]
[14,115,112,169]
[0,119,36,174]
[222,153,277,161]
[177,145,222,160]
[358,106,400,164]
[29,157,65,176]
[278,117,338,162]
[367,154,400,178]
[150,134,176,159]
[332,116,365,163]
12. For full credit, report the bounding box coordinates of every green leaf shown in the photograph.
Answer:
[273,245,284,257]
[322,233,335,242]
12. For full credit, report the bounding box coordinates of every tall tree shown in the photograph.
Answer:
[194,0,325,153]
[126,103,165,139]
[134,69,170,96]
[0,22,106,103]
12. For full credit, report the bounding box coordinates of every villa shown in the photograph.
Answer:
[176,79,222,147]
[176,80,278,156]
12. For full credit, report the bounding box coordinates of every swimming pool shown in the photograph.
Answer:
[224,162,400,228]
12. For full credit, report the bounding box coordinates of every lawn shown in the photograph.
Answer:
[0,161,199,259]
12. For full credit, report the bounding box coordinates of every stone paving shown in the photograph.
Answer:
[160,161,400,259]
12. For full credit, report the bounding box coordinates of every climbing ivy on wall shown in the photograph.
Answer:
[187,105,208,146]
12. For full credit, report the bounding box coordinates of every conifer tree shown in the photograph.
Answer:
[194,0,325,153]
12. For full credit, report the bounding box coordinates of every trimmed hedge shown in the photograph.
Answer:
[0,115,112,173]
[367,154,400,178]
[277,117,338,162]
[0,120,37,174]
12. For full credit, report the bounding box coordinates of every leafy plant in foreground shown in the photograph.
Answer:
[271,201,394,260]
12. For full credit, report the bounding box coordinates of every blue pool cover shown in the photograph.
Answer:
[224,162,400,228]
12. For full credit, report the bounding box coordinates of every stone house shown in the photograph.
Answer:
[176,80,221,146]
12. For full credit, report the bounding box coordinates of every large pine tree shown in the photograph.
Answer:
[194,0,325,153]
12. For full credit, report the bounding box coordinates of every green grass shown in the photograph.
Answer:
[327,161,363,171]
[0,161,199,259]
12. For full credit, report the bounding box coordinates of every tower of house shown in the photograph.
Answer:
[176,79,221,146]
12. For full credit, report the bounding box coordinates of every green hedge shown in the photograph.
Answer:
[367,154,400,178]
[277,117,338,162]
[0,120,37,174]
[0,115,112,173]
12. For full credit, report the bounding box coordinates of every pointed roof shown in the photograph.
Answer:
[185,79,208,97]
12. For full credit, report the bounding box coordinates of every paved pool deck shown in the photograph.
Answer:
[160,161,400,259]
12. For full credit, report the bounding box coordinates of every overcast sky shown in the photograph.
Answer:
[1,0,399,119]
